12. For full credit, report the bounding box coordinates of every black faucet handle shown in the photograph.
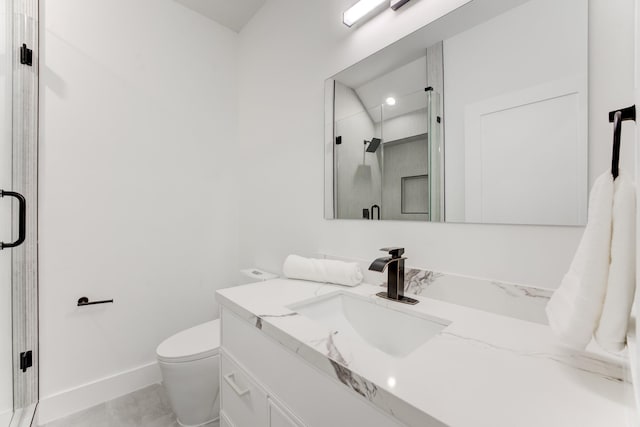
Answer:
[380,247,405,258]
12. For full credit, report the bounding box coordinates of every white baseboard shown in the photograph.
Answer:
[37,361,161,425]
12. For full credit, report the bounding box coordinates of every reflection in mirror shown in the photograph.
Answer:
[325,0,588,226]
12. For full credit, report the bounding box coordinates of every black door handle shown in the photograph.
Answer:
[0,190,26,250]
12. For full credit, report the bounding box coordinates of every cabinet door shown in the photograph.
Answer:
[268,398,304,427]
[221,353,268,427]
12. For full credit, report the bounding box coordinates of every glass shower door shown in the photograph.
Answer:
[1,0,39,425]
[0,0,14,423]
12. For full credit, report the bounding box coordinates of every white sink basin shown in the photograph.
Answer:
[289,292,450,358]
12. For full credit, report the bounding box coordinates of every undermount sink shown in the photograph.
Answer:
[289,292,450,358]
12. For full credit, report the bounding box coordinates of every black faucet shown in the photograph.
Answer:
[369,247,418,305]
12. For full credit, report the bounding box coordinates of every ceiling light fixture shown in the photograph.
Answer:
[343,0,387,27]
[385,97,396,106]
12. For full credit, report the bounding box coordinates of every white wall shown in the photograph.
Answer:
[38,0,238,421]
[237,0,636,289]
[591,0,637,185]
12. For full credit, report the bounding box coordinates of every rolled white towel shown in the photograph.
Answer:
[595,172,637,352]
[283,255,363,287]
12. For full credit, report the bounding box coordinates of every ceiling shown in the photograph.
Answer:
[174,0,266,32]
[354,56,427,122]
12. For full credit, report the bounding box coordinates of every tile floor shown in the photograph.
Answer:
[39,384,181,427]
[1,412,12,427]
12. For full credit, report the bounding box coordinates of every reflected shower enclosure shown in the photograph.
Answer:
[328,54,444,222]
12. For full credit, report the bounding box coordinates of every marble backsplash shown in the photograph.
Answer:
[321,254,553,325]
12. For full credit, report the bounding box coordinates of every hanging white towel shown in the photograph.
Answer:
[546,172,614,349]
[283,254,364,287]
[595,172,637,352]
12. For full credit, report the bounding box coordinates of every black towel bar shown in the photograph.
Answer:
[77,297,114,307]
[609,105,636,179]
[609,105,636,123]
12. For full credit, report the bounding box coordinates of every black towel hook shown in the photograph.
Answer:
[609,105,636,179]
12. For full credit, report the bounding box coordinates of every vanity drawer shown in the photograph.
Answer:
[221,352,268,427]
[268,397,305,427]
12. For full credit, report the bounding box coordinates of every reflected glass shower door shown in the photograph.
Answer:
[0,0,14,423]
[427,90,443,222]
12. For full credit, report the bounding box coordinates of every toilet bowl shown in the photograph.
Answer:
[156,319,221,427]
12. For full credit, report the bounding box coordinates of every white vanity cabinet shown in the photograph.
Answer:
[219,307,406,427]
[268,398,305,427]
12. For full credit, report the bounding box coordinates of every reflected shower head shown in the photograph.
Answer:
[365,138,381,153]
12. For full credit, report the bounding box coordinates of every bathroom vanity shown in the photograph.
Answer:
[216,279,634,427]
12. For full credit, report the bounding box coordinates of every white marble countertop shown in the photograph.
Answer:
[216,279,637,427]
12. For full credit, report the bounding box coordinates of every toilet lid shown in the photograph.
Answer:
[156,319,220,363]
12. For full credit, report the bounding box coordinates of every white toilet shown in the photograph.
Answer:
[156,269,277,426]
[156,319,221,427]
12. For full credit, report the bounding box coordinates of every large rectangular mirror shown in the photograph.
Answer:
[324,0,588,226]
